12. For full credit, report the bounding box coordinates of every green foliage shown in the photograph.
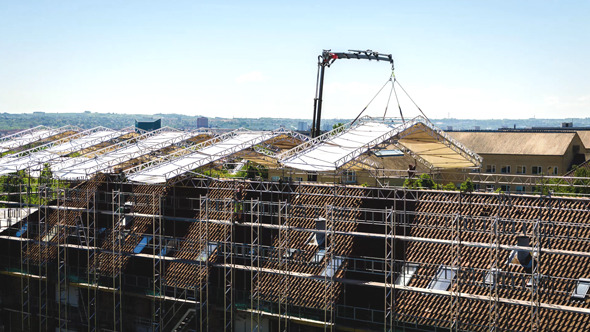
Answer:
[0,165,68,207]
[200,163,268,180]
[332,123,345,130]
[442,182,457,191]
[403,174,437,189]
[460,178,474,193]
[533,166,590,196]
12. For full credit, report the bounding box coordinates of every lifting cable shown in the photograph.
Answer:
[394,78,429,122]
[352,70,428,125]
[351,76,393,125]
[384,70,405,123]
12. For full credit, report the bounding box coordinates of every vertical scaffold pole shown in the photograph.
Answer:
[57,184,68,331]
[451,212,462,331]
[531,218,541,331]
[250,198,261,331]
[152,192,163,331]
[199,195,209,332]
[87,189,98,332]
[384,206,395,331]
[277,200,290,332]
[488,217,499,331]
[38,184,49,331]
[20,183,31,331]
[223,197,234,332]
[323,204,335,332]
[112,190,123,332]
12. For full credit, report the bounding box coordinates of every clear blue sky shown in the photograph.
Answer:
[1,1,588,120]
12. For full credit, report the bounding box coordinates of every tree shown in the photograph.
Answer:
[460,178,474,193]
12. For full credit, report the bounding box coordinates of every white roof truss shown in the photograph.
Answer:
[126,128,299,184]
[53,127,203,180]
[0,125,79,153]
[0,127,129,175]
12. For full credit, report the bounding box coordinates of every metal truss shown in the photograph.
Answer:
[0,125,79,152]
[124,129,243,176]
[0,127,127,175]
[54,126,191,180]
[127,130,292,184]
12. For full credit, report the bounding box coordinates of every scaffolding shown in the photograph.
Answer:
[1,170,590,331]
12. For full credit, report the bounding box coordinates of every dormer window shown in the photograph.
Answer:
[197,243,218,262]
[395,263,419,286]
[485,268,500,288]
[320,256,344,277]
[429,265,457,291]
[572,278,590,301]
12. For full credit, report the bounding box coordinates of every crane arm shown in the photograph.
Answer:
[311,49,394,138]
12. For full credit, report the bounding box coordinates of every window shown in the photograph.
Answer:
[295,177,303,182]
[133,235,153,254]
[532,166,542,175]
[282,248,297,258]
[515,186,525,193]
[429,266,457,291]
[516,166,526,174]
[484,268,500,288]
[307,173,318,182]
[501,185,510,192]
[552,166,558,175]
[486,185,495,192]
[485,165,496,173]
[501,165,511,174]
[271,176,280,181]
[342,170,357,184]
[197,243,218,262]
[572,278,590,300]
[320,256,344,277]
[395,263,419,286]
[312,248,327,263]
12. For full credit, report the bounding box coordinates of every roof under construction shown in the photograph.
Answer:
[126,128,307,184]
[280,116,482,172]
[0,118,481,184]
[0,127,128,176]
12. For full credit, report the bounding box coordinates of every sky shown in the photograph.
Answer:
[0,1,589,120]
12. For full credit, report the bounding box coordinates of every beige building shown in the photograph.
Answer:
[448,131,587,182]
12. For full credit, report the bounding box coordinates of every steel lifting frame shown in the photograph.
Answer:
[277,200,290,332]
[250,198,261,332]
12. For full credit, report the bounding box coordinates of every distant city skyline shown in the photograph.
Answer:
[1,1,588,120]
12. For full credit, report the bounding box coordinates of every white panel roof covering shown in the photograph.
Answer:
[280,116,482,171]
[0,126,77,153]
[53,129,192,180]
[280,121,404,172]
[127,130,284,184]
[0,127,124,175]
